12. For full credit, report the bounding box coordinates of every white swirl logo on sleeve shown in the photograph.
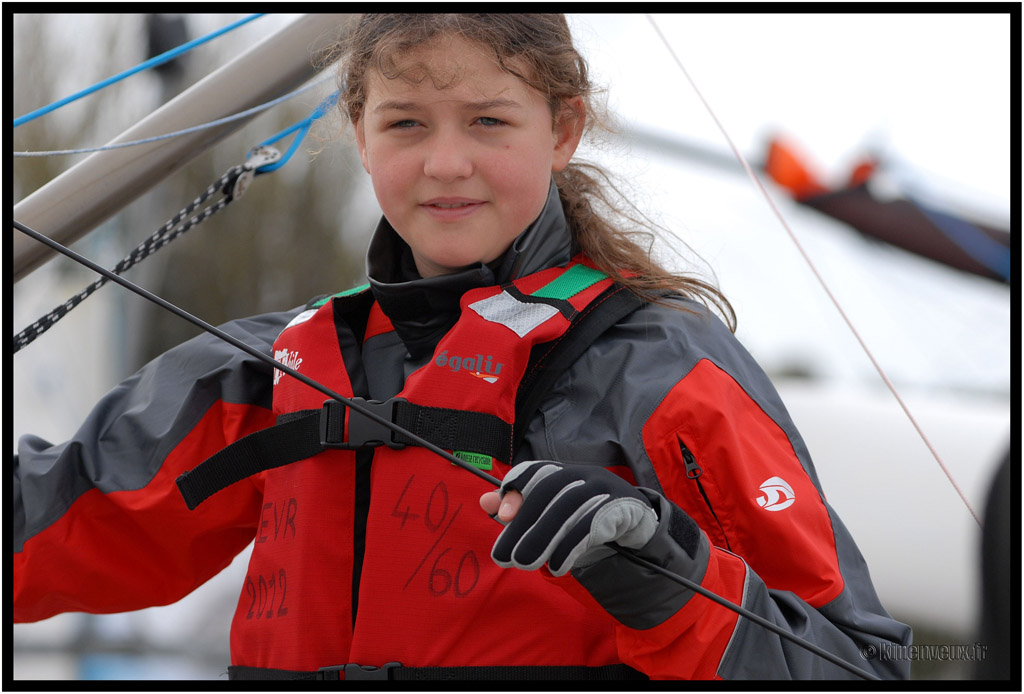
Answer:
[755,476,796,511]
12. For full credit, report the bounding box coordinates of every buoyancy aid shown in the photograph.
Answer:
[181,260,648,676]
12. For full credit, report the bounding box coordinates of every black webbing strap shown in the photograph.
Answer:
[176,284,647,510]
[176,409,322,510]
[176,400,513,509]
[227,662,647,681]
[392,402,512,462]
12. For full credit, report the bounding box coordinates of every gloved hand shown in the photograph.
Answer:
[484,460,710,630]
[489,460,660,576]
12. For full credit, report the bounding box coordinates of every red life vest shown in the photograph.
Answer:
[228,261,638,672]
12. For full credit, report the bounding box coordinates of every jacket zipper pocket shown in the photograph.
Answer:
[680,442,731,551]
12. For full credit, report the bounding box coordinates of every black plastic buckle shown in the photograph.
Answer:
[319,398,406,450]
[316,662,401,680]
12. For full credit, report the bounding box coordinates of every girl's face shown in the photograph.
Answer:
[355,35,584,278]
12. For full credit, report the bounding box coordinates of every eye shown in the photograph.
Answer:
[476,116,506,127]
[388,119,420,129]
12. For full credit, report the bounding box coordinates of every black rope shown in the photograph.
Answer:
[12,219,502,489]
[13,164,246,354]
[12,218,882,681]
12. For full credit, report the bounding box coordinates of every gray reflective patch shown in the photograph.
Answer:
[283,308,317,330]
[469,291,558,338]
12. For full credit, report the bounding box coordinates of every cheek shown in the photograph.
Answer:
[489,142,551,188]
[492,151,553,211]
[368,156,410,203]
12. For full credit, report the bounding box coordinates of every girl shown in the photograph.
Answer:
[14,14,910,680]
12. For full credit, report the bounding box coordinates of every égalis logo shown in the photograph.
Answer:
[434,350,504,384]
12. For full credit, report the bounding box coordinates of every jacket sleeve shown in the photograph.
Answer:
[533,300,912,679]
[13,308,300,623]
[618,357,911,679]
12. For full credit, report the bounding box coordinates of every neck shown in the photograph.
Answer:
[367,180,572,358]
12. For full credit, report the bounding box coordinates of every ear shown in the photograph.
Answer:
[354,119,371,174]
[551,96,585,172]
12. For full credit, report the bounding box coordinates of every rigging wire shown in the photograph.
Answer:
[13,14,265,128]
[13,219,502,489]
[12,75,335,159]
[12,217,882,681]
[644,15,982,527]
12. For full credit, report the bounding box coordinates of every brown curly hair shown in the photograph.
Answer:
[326,13,736,331]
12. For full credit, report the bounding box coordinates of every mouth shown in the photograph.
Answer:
[421,198,485,219]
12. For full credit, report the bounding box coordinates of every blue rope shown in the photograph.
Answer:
[13,76,333,158]
[13,14,264,128]
[254,91,340,174]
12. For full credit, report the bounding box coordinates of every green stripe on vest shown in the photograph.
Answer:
[311,283,370,308]
[531,264,608,300]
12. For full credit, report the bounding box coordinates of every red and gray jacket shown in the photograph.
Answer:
[13,184,911,679]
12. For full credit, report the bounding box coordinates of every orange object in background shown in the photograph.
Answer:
[764,138,830,200]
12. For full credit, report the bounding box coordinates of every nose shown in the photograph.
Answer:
[422,129,474,182]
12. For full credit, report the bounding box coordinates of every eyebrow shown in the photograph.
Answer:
[372,97,524,114]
